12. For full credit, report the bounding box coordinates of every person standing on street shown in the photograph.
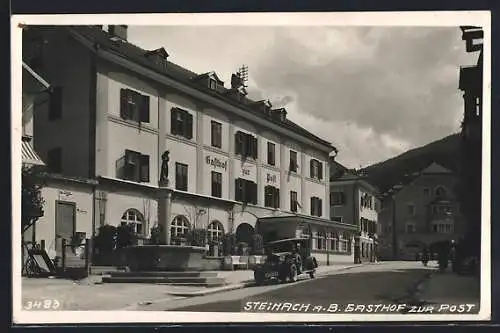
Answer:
[450,240,457,273]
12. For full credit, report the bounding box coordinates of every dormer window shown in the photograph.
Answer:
[194,71,224,91]
[209,78,217,90]
[144,47,169,70]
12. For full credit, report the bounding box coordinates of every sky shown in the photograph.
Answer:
[127,26,479,169]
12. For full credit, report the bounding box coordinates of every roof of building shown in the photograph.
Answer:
[421,162,453,175]
[329,159,380,194]
[380,162,454,199]
[62,25,334,149]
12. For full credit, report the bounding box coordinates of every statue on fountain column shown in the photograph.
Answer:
[159,150,170,187]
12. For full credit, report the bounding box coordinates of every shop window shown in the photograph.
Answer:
[328,232,339,251]
[339,233,349,253]
[316,230,327,250]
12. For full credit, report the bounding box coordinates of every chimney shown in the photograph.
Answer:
[270,108,287,121]
[108,25,128,41]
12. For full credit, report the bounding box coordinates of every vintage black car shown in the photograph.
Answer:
[250,237,318,285]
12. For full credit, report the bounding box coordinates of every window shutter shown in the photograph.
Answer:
[252,137,258,159]
[319,198,323,217]
[252,182,258,205]
[318,162,323,180]
[310,197,315,216]
[140,95,150,123]
[310,159,314,178]
[170,108,177,134]
[235,178,242,202]
[120,89,129,120]
[185,111,193,139]
[235,132,242,155]
[274,188,280,208]
[140,154,150,182]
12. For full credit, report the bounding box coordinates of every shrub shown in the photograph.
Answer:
[116,224,137,249]
[189,228,207,247]
[223,233,236,256]
[94,224,117,254]
[251,234,264,255]
[21,166,46,234]
[149,224,163,245]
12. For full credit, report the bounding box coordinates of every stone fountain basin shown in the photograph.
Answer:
[118,245,223,272]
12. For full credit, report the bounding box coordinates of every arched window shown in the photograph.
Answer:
[170,215,191,243]
[328,231,339,252]
[207,220,224,242]
[435,186,447,198]
[121,209,145,234]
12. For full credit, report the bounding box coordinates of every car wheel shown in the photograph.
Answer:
[289,264,298,282]
[309,270,316,279]
[254,270,265,286]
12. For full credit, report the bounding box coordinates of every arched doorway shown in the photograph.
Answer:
[235,223,254,245]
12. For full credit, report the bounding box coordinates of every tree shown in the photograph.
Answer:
[22,165,46,235]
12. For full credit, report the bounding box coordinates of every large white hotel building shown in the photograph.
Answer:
[22,25,357,264]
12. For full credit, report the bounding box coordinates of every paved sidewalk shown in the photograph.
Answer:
[21,263,364,310]
[21,276,195,311]
[419,271,481,304]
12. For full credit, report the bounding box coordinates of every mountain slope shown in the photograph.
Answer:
[361,133,461,193]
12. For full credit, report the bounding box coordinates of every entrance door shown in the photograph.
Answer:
[55,201,76,255]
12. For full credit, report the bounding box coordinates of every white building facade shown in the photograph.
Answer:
[25,25,351,260]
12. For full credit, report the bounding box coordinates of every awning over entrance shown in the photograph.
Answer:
[22,137,45,166]
[257,215,358,231]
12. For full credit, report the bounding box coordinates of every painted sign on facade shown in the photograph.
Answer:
[205,155,228,171]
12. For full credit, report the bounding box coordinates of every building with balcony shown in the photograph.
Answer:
[329,159,380,264]
[22,25,353,263]
[378,162,465,260]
